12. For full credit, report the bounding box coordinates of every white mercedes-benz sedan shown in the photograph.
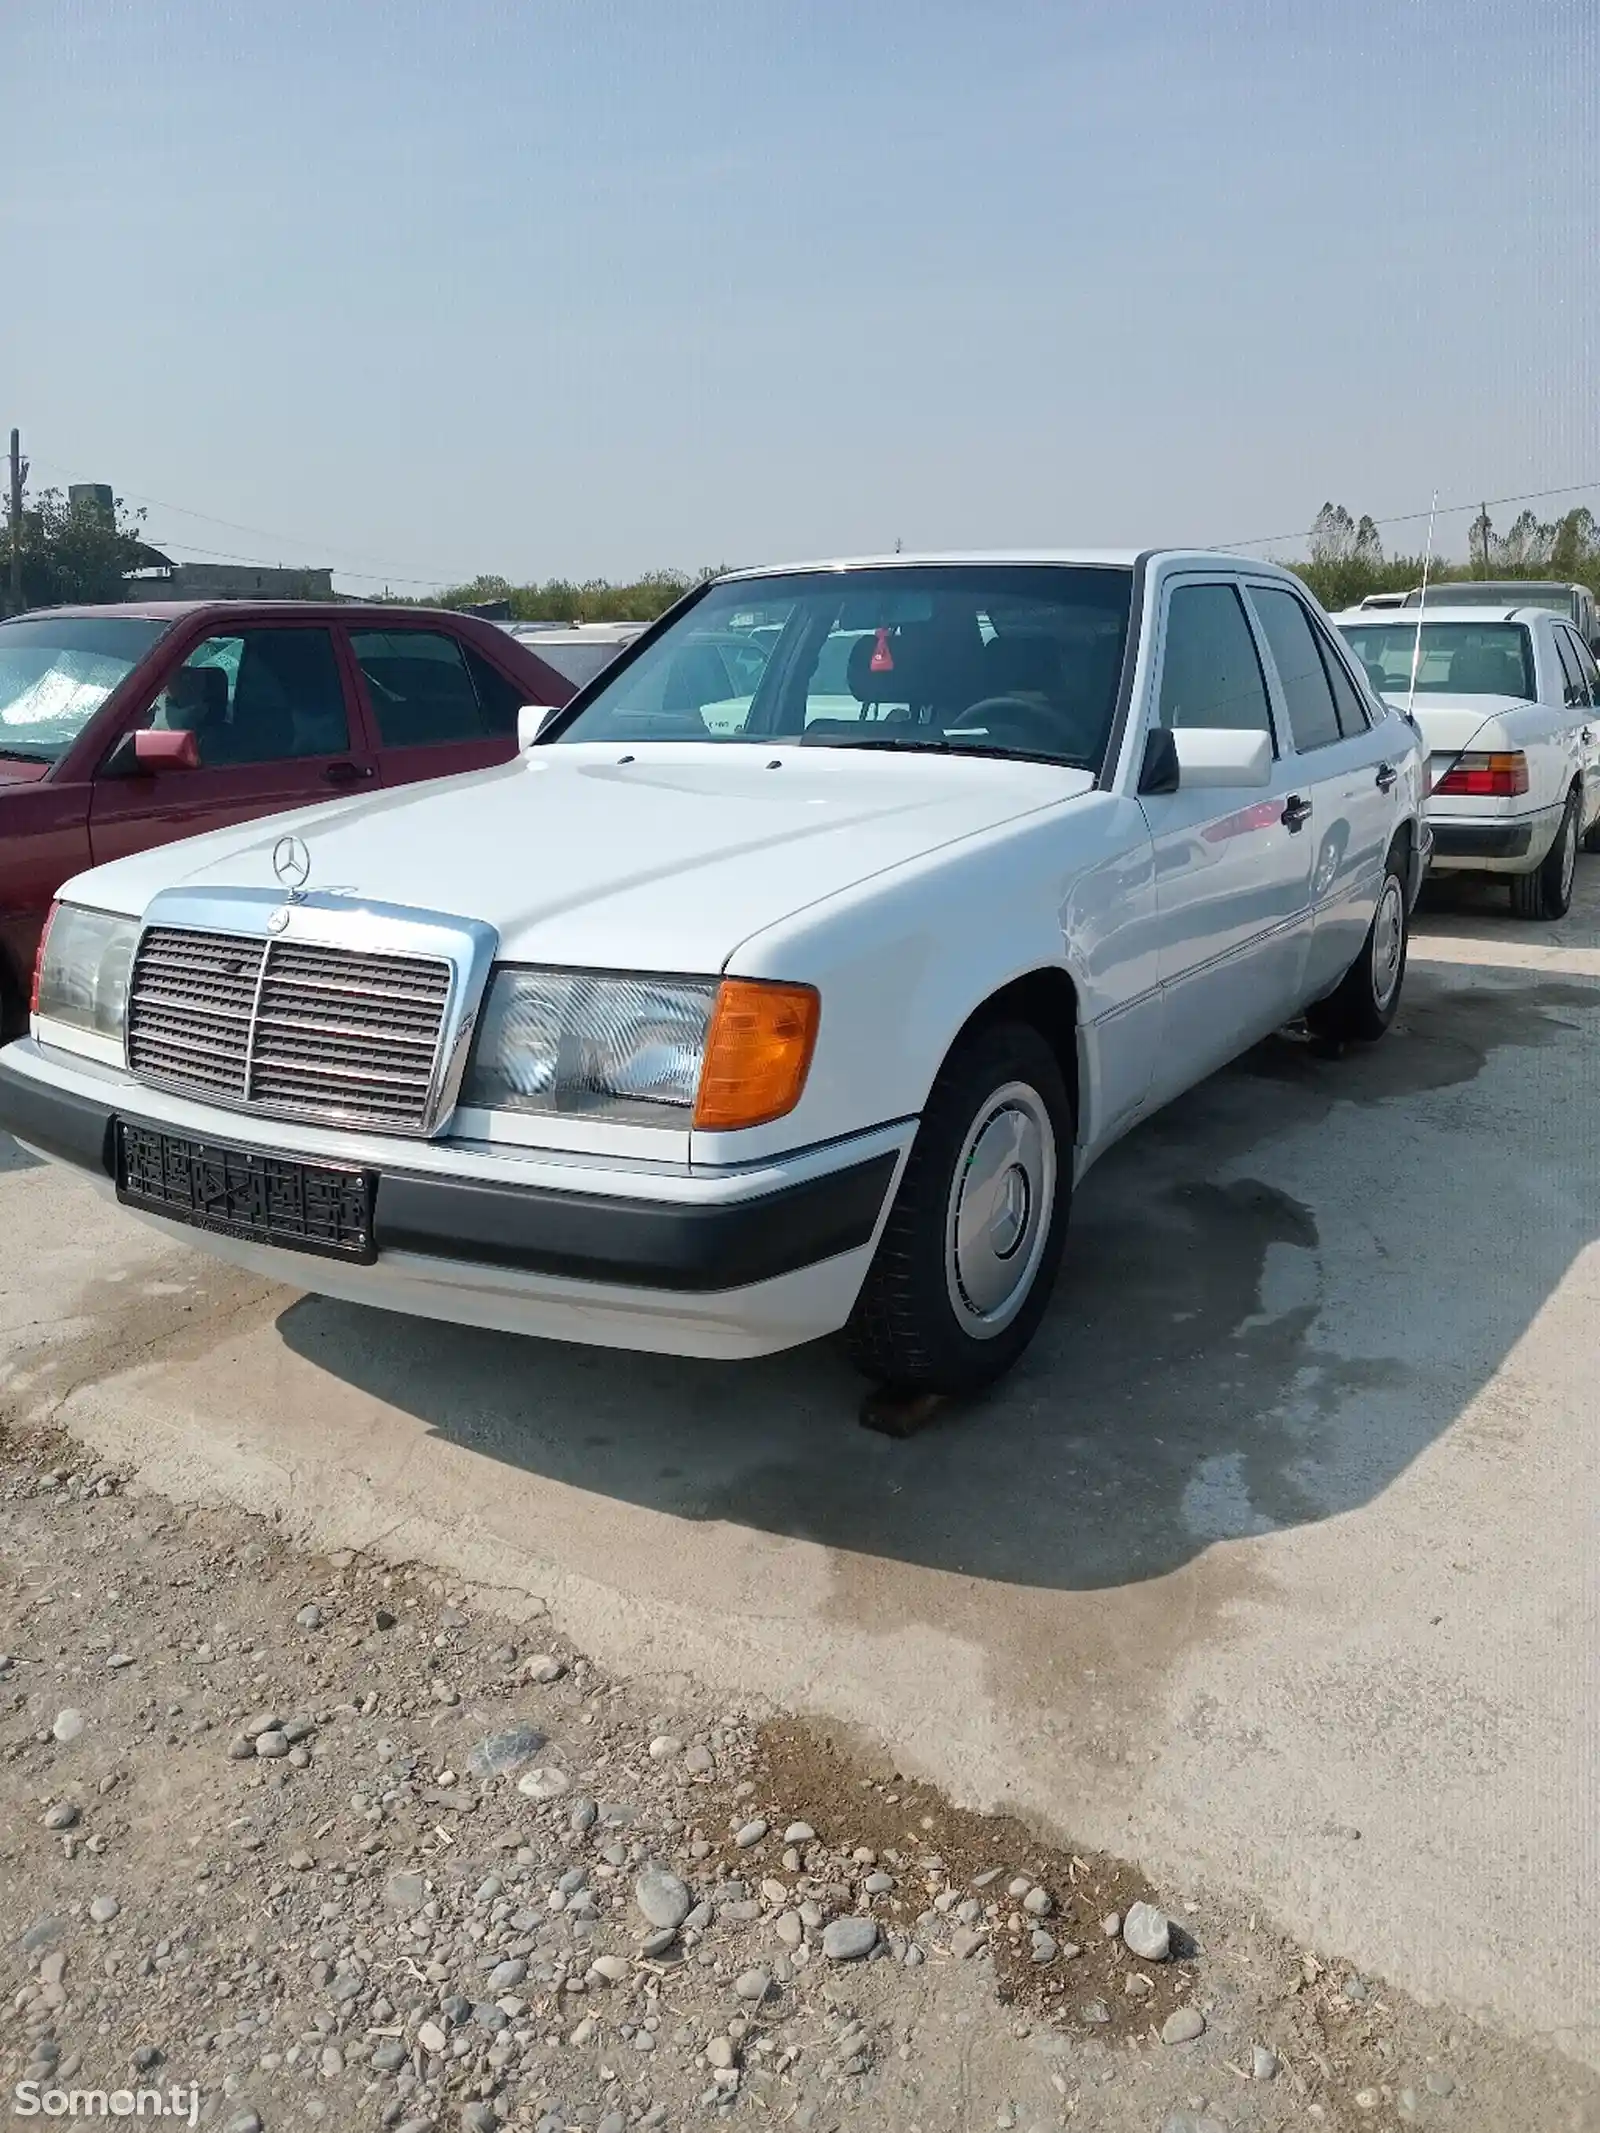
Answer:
[0,552,1429,1396]
[1336,601,1600,919]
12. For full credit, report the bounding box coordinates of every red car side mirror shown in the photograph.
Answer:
[133,727,201,771]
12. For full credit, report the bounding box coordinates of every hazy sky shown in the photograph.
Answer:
[9,1,1598,591]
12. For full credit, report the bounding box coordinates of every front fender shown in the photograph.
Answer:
[701,793,1159,1166]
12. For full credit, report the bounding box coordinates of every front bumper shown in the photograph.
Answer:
[0,1040,912,1358]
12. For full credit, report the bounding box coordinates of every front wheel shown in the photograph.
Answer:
[1304,853,1409,1044]
[1509,788,1579,920]
[842,1021,1073,1396]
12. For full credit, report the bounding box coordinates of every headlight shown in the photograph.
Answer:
[462,967,819,1130]
[33,904,138,1041]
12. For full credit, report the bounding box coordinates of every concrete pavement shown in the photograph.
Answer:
[3,866,1597,2072]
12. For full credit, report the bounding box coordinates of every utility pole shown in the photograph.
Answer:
[8,429,22,616]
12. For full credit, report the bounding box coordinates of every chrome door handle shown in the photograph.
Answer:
[1281,794,1313,832]
[1375,762,1398,792]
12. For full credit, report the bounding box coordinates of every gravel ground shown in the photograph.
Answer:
[2,1426,1595,2133]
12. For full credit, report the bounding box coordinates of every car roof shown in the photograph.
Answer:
[716,548,1300,582]
[1412,580,1580,596]
[507,622,646,641]
[14,599,481,625]
[1333,605,1557,626]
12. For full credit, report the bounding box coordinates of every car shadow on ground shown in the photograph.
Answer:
[275,940,1600,1597]
[0,1133,42,1174]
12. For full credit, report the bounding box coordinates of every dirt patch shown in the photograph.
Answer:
[746,1718,1198,2043]
[4,1417,1598,2133]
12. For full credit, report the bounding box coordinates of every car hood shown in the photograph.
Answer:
[0,756,51,786]
[63,742,1092,971]
[1381,691,1537,755]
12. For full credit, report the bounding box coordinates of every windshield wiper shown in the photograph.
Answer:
[805,733,1087,769]
[0,745,50,762]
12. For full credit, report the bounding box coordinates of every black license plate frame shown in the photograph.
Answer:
[115,1122,376,1264]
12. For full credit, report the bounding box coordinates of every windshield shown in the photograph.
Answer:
[1338,620,1536,701]
[554,565,1134,770]
[0,616,169,762]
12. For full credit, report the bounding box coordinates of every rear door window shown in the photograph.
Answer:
[1569,631,1600,705]
[1552,628,1591,708]
[1314,626,1373,737]
[351,630,503,747]
[1250,588,1342,752]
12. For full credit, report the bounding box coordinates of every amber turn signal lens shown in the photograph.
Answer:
[694,979,820,1131]
[30,902,59,1017]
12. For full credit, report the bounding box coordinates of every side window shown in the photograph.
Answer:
[1569,631,1600,706]
[1250,588,1342,752]
[149,629,348,766]
[351,630,493,748]
[1156,583,1274,738]
[1313,625,1373,737]
[461,646,524,734]
[1552,629,1590,709]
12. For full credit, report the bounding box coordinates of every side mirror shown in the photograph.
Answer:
[518,703,557,749]
[133,728,200,771]
[1141,725,1273,793]
[1138,727,1179,794]
[1173,727,1273,788]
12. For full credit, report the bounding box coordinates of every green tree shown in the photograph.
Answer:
[1291,499,1600,611]
[1548,508,1597,580]
[9,486,151,609]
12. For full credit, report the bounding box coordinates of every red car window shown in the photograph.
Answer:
[151,629,350,765]
[350,630,516,747]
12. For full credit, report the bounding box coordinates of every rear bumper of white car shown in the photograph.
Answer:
[1427,798,1562,875]
[0,1040,912,1359]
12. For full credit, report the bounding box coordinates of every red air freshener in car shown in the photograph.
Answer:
[869,627,895,674]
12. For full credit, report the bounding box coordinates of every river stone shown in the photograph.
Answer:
[468,1726,547,1779]
[821,1917,878,1962]
[1123,1901,1171,1962]
[1162,2006,1206,2045]
[635,1867,692,1931]
[516,1766,571,1801]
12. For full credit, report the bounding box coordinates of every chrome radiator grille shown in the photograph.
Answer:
[126,926,453,1133]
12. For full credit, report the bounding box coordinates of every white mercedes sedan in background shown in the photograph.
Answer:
[1336,602,1600,919]
[1,552,1427,1397]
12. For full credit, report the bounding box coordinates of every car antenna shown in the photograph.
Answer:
[1406,489,1439,724]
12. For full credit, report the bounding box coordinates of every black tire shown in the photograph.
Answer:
[1304,850,1409,1044]
[1581,790,1600,854]
[842,1020,1073,1396]
[1509,787,1579,920]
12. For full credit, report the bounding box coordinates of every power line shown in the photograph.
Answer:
[148,535,442,586]
[26,453,461,584]
[1219,478,1600,554]
[24,446,1600,583]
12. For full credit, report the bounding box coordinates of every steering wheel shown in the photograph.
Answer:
[947,693,1067,750]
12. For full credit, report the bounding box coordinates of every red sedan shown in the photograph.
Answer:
[0,600,571,1034]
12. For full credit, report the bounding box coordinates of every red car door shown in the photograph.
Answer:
[342,622,529,790]
[89,622,378,868]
